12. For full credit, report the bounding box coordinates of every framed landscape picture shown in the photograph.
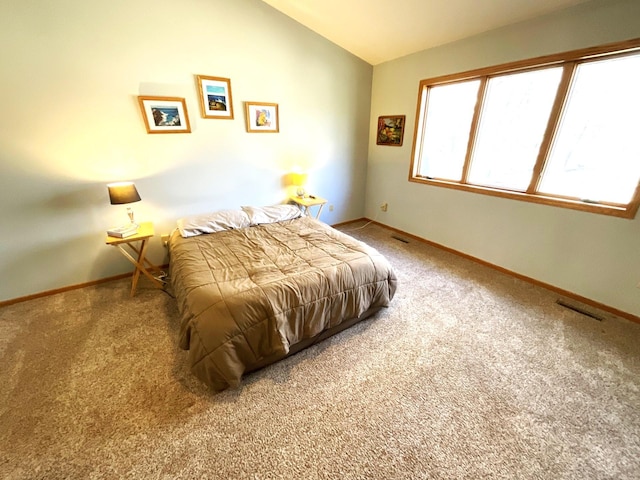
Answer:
[244,102,279,133]
[137,96,191,134]
[195,75,234,119]
[376,115,406,146]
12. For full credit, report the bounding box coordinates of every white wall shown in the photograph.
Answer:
[367,0,640,318]
[0,0,372,301]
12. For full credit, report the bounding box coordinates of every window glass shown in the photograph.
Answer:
[538,55,640,203]
[409,40,640,217]
[417,80,480,180]
[468,67,562,190]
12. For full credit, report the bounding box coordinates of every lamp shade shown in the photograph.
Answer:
[289,172,308,186]
[107,182,141,205]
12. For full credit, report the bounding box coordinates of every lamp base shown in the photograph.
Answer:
[296,187,306,198]
[126,207,139,227]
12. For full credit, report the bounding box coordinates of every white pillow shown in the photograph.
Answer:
[241,204,303,226]
[177,209,250,237]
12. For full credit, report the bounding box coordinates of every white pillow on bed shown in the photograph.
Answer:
[177,209,251,237]
[242,204,303,226]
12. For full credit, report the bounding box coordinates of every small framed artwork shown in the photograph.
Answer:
[376,115,406,146]
[138,96,191,134]
[195,75,234,119]
[244,102,279,133]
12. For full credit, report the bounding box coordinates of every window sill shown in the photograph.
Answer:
[409,176,638,219]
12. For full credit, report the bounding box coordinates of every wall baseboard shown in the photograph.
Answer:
[3,220,638,326]
[0,265,170,308]
[359,218,640,325]
[1,220,367,307]
[332,217,368,228]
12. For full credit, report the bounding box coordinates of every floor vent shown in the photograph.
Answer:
[391,235,409,243]
[556,299,604,321]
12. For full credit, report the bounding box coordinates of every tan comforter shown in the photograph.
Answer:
[169,217,397,390]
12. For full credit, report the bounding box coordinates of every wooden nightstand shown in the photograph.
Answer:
[106,222,164,297]
[290,195,328,219]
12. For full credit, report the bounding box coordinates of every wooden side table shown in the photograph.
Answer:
[290,195,328,220]
[105,222,164,297]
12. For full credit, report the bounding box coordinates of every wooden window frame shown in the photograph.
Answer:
[408,38,640,219]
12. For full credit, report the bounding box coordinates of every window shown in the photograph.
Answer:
[409,38,640,218]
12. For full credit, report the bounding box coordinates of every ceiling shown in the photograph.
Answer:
[261,0,592,65]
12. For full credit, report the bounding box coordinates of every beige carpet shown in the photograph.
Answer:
[1,221,639,479]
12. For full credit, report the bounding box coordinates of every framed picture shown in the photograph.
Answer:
[195,75,234,119]
[376,115,406,146]
[137,96,191,134]
[244,102,279,133]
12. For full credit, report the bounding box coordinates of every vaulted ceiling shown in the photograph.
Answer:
[261,0,592,65]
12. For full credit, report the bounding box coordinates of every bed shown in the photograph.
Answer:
[168,205,397,391]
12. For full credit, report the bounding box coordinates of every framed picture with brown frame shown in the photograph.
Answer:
[244,101,279,133]
[195,75,234,119]
[137,96,191,134]
[376,115,406,146]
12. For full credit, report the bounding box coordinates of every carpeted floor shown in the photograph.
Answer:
[1,221,639,479]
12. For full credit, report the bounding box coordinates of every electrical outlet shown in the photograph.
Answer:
[329,204,334,211]
[380,202,388,212]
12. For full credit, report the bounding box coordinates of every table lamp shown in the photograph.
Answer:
[107,182,141,226]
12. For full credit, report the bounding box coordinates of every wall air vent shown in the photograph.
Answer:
[556,299,604,321]
[391,235,409,244]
